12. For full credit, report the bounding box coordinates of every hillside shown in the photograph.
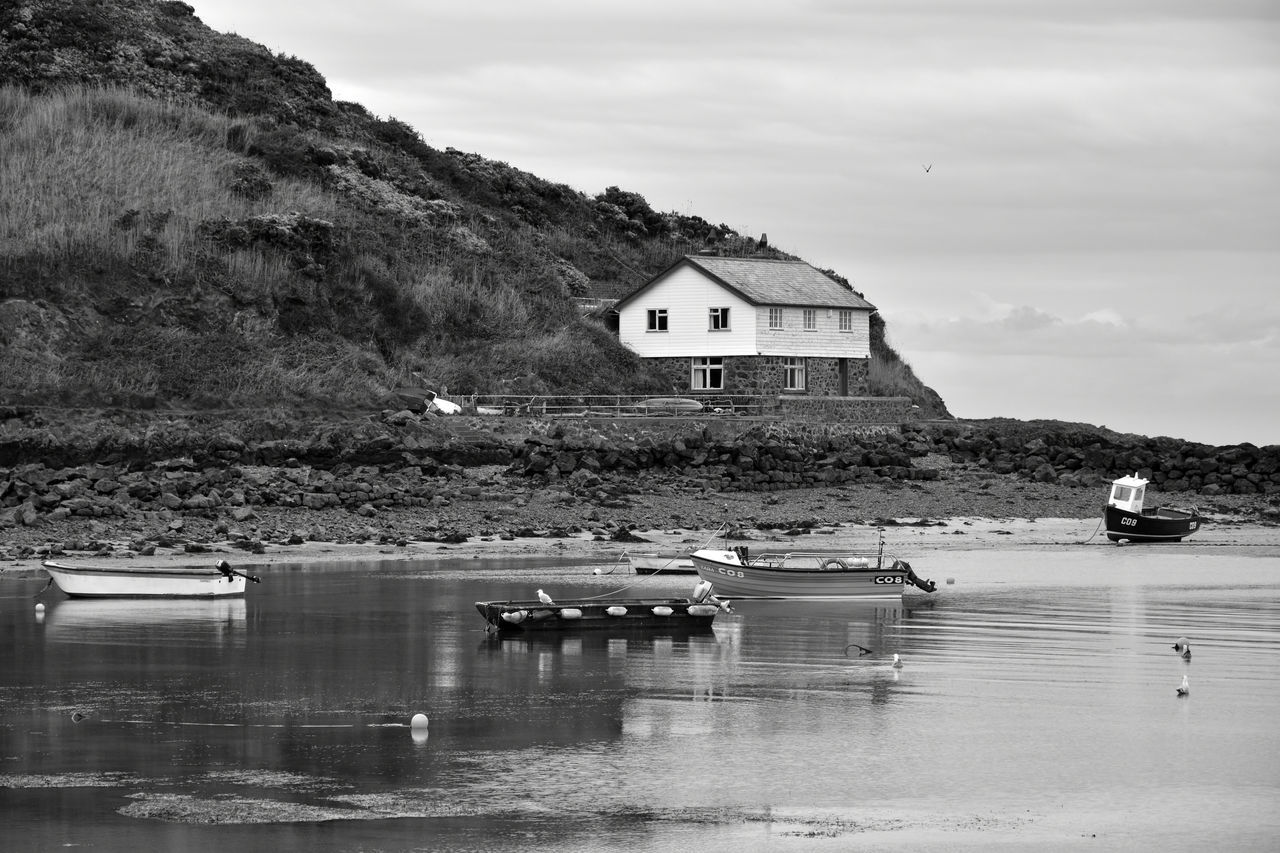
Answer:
[0,0,948,416]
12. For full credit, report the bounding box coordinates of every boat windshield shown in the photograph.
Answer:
[1111,485,1132,503]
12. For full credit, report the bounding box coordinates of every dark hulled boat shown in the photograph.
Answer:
[1104,474,1204,543]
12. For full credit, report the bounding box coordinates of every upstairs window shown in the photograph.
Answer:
[709,307,730,331]
[838,309,853,332]
[691,357,724,390]
[647,308,668,332]
[803,308,817,330]
[768,308,784,330]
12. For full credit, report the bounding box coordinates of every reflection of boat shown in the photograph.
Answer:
[475,595,726,634]
[627,552,697,575]
[44,597,247,646]
[1104,474,1204,543]
[691,542,937,599]
[41,559,258,598]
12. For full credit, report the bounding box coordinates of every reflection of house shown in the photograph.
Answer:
[614,255,876,396]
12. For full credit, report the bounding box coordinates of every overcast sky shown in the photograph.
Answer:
[196,1,1280,447]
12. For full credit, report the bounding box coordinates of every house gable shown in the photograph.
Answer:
[616,256,874,361]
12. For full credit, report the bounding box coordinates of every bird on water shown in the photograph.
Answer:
[1173,637,1192,660]
[1177,675,1190,696]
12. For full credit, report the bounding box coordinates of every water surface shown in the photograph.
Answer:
[3,547,1278,851]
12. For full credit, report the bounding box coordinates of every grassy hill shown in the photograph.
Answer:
[0,0,949,416]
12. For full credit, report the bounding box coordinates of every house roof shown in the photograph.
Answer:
[614,256,876,311]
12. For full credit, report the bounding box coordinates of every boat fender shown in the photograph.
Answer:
[821,558,849,570]
[851,557,870,569]
[500,610,527,624]
[651,606,674,617]
[687,604,718,616]
[606,606,628,617]
[692,580,714,602]
[559,608,583,620]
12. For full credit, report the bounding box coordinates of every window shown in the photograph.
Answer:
[803,308,817,330]
[646,308,668,332]
[708,307,730,331]
[783,357,806,391]
[691,357,724,390]
[768,308,784,330]
[838,309,853,332]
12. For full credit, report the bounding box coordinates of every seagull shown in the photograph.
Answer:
[892,653,903,669]
[71,711,89,723]
[536,589,554,605]
[1177,675,1190,696]
[922,164,932,173]
[1173,637,1191,660]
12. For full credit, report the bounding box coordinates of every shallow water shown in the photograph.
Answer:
[3,546,1279,851]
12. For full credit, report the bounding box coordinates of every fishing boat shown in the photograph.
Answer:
[690,539,936,600]
[40,559,260,598]
[476,585,730,634]
[1103,473,1204,543]
[627,552,697,574]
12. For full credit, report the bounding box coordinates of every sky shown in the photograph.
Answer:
[195,1,1280,447]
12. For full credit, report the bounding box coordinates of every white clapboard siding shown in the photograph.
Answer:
[755,306,871,358]
[618,264,759,357]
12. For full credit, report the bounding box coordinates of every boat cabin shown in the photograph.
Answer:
[1107,474,1148,514]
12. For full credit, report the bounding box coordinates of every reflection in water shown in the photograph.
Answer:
[43,597,247,647]
[2,551,1279,852]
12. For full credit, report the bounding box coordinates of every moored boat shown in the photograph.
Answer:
[1104,473,1204,543]
[41,559,259,598]
[627,552,697,574]
[690,542,936,600]
[476,587,730,634]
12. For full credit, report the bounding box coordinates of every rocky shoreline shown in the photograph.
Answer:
[2,408,1277,570]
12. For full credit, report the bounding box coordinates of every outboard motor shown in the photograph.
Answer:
[692,580,714,603]
[894,559,937,593]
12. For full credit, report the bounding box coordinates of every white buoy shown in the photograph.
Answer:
[35,602,45,613]
[606,606,628,617]
[559,608,583,619]
[411,713,429,729]
[651,606,674,617]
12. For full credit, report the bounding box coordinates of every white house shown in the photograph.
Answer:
[613,255,876,397]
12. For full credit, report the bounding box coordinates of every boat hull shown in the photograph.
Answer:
[1104,505,1203,543]
[691,549,921,599]
[42,561,247,598]
[475,598,717,634]
[627,553,697,574]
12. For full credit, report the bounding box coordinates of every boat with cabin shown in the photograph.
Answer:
[1103,473,1203,543]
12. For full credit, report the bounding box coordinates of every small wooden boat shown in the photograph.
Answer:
[635,397,703,414]
[690,542,936,600]
[627,552,697,575]
[1104,474,1204,543]
[475,594,728,634]
[41,559,259,598]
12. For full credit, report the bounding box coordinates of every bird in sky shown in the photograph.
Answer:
[536,589,554,605]
[922,164,932,173]
[1177,675,1190,696]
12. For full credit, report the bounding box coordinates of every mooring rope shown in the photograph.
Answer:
[580,522,730,600]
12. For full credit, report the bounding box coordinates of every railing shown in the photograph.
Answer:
[453,394,778,418]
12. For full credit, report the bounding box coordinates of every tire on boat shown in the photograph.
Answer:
[821,558,849,570]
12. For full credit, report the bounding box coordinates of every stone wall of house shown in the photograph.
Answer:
[645,355,870,396]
